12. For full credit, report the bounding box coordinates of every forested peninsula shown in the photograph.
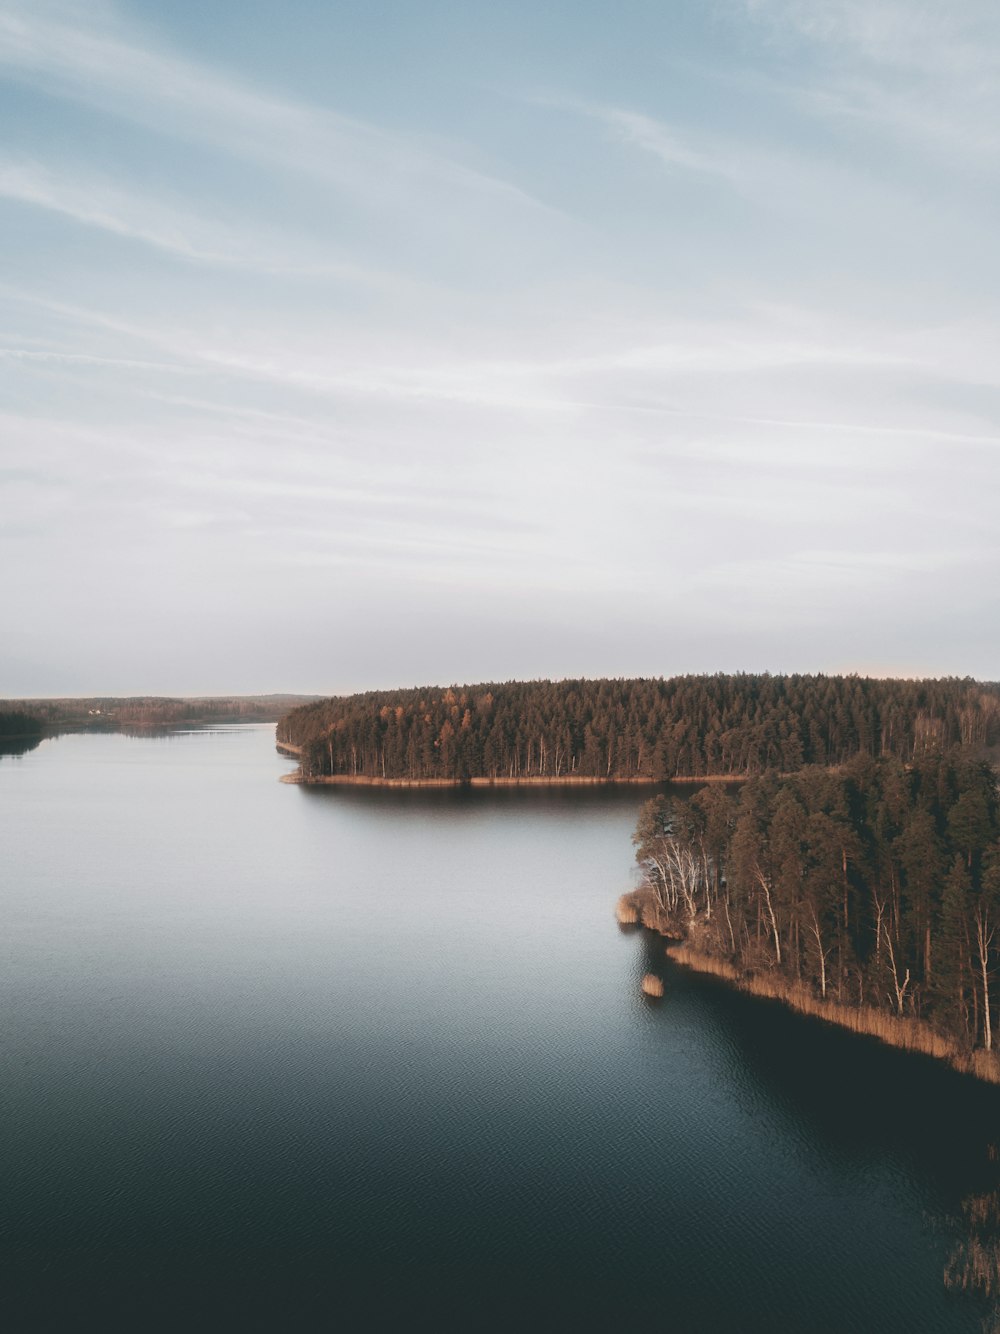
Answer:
[277,675,1000,784]
[623,752,1000,1082]
[281,674,1000,1078]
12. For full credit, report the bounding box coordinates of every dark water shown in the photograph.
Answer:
[3,727,999,1331]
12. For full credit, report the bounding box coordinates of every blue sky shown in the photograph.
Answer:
[2,0,998,695]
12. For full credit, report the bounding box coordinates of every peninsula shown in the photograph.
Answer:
[277,674,1000,786]
[622,750,1000,1084]
[280,673,1000,1084]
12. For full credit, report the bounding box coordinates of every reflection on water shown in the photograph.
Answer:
[0,724,244,761]
[0,733,42,758]
[1,726,998,1330]
[946,1145,1000,1331]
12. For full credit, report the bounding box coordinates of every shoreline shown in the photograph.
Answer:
[277,764,747,788]
[664,941,1000,1086]
[279,772,669,788]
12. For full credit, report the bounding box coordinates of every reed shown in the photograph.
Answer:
[615,894,639,925]
[666,944,1000,1085]
[961,1193,1000,1230]
[944,1234,1000,1298]
[641,973,665,998]
[617,887,685,939]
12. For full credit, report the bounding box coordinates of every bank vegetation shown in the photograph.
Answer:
[278,675,1000,784]
[622,751,1000,1082]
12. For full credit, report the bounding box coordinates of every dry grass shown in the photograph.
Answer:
[963,1194,1000,1230]
[666,944,1000,1085]
[943,1151,1000,1324]
[641,973,665,998]
[617,888,684,939]
[639,904,684,938]
[298,774,663,788]
[616,894,639,925]
[945,1234,1000,1299]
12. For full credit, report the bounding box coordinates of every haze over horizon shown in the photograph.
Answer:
[3,0,999,697]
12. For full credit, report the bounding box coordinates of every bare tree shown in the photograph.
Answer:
[975,903,995,1052]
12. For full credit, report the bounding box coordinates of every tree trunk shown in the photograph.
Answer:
[756,867,782,967]
[976,909,994,1053]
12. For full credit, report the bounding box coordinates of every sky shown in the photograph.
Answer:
[2,0,999,696]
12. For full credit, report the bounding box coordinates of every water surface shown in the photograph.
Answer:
[2,726,997,1329]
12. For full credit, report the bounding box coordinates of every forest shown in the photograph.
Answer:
[0,710,43,738]
[0,695,318,733]
[278,675,1000,782]
[626,751,1000,1065]
[284,674,1000,1069]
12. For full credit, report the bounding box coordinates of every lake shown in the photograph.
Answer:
[2,724,998,1330]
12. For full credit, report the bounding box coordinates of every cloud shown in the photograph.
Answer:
[595,108,747,186]
[0,345,188,375]
[8,275,1000,458]
[0,0,555,218]
[696,545,995,605]
[744,0,1000,75]
[0,157,244,264]
[740,1,1000,166]
[0,156,397,279]
[3,0,1000,689]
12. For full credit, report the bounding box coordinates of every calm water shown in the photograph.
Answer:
[3,726,999,1330]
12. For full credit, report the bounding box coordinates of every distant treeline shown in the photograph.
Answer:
[0,710,43,738]
[2,695,319,732]
[629,750,1000,1057]
[278,676,1000,782]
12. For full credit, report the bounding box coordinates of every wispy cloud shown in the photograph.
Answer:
[596,108,746,185]
[741,1,1000,166]
[0,158,242,263]
[744,0,1000,76]
[0,156,400,279]
[3,0,1000,688]
[9,276,1000,447]
[0,345,188,375]
[566,90,1000,253]
[0,0,555,217]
